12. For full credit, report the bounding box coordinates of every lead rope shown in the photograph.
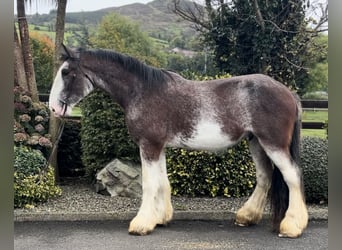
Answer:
[48,118,66,166]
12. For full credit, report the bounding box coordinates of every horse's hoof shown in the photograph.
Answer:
[128,215,156,236]
[278,232,302,238]
[235,222,248,227]
[278,217,306,238]
[128,228,153,236]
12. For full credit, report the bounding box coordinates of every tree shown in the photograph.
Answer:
[49,0,67,181]
[90,13,166,67]
[172,0,328,91]
[53,0,67,76]
[298,34,328,93]
[16,0,39,102]
[14,24,27,90]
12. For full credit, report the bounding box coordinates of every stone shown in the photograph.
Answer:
[95,159,142,198]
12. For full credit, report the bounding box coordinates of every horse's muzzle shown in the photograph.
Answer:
[50,100,68,117]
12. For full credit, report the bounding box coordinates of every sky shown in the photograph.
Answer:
[14,0,154,15]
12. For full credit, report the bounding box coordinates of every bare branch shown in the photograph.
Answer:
[252,0,265,32]
[171,0,209,31]
[263,19,300,34]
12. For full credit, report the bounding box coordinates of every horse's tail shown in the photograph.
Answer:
[270,93,302,232]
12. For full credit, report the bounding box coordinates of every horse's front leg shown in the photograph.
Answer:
[128,145,173,235]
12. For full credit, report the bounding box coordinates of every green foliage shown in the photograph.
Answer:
[14,146,47,176]
[80,90,140,179]
[166,140,256,197]
[305,63,328,93]
[14,86,52,158]
[30,32,54,94]
[301,137,328,203]
[167,50,218,76]
[90,12,166,67]
[14,146,61,208]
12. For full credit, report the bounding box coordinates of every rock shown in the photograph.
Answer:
[95,159,142,198]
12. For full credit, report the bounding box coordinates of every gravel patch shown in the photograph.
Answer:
[14,180,327,221]
[15,181,246,214]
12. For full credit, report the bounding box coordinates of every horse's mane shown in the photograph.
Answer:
[78,48,172,90]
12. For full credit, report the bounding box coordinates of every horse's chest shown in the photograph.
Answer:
[168,119,236,151]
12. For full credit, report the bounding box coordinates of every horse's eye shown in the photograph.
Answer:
[61,68,70,76]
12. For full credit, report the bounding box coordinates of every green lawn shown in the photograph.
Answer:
[302,110,328,122]
[71,107,82,116]
[302,110,328,138]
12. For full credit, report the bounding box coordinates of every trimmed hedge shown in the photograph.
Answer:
[301,136,328,204]
[166,141,256,197]
[14,146,61,208]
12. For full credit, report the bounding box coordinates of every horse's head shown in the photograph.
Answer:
[49,44,94,117]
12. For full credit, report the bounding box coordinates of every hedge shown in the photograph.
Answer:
[80,90,140,179]
[301,136,328,203]
[166,141,256,197]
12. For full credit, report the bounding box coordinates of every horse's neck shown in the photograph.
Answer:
[90,63,140,109]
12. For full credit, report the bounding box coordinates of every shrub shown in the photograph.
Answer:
[301,136,328,204]
[14,86,52,158]
[166,140,256,197]
[80,90,140,179]
[14,146,61,208]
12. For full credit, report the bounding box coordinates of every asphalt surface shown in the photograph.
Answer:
[14,219,327,250]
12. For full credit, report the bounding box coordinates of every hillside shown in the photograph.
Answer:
[27,0,202,47]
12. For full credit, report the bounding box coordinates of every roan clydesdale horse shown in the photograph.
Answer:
[49,45,308,238]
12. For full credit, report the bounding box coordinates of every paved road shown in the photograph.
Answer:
[14,219,327,250]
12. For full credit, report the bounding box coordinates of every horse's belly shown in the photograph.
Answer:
[168,120,237,151]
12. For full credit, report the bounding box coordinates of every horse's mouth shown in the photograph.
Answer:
[61,102,67,116]
[59,99,68,117]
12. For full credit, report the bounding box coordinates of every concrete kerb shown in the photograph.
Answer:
[14,206,327,222]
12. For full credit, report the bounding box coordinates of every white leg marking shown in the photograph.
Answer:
[128,150,173,235]
[236,141,272,226]
[267,151,308,238]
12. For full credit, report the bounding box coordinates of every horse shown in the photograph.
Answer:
[49,44,308,238]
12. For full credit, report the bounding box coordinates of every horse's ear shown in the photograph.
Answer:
[60,43,74,61]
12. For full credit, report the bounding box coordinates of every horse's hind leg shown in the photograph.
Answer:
[128,145,173,235]
[266,149,308,238]
[235,136,273,226]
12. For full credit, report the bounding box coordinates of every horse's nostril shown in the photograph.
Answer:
[51,108,55,112]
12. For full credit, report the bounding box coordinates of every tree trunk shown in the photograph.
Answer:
[53,0,67,75]
[17,0,39,102]
[49,0,68,181]
[14,24,28,90]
